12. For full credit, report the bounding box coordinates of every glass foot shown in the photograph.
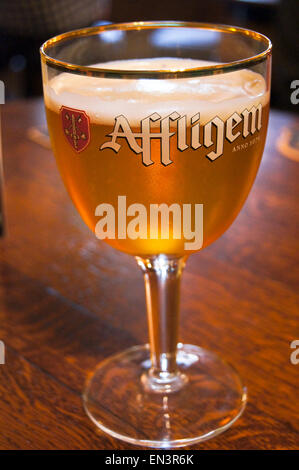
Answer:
[83,344,247,448]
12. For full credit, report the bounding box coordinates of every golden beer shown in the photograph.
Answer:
[41,23,272,448]
[44,58,269,256]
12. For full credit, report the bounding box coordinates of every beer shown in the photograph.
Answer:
[41,23,272,447]
[44,58,269,256]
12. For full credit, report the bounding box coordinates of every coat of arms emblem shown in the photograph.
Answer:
[60,106,90,152]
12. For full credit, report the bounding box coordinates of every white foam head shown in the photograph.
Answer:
[44,58,269,125]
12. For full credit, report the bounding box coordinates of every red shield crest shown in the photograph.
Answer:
[60,106,90,153]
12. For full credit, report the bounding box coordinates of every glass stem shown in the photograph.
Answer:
[136,255,187,393]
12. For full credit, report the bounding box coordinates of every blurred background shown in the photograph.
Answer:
[0,0,298,451]
[0,0,298,111]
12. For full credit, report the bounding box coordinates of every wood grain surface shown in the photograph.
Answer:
[0,99,298,450]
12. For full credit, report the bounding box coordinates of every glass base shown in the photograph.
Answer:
[83,344,247,448]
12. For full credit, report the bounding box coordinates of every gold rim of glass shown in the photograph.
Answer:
[40,21,272,79]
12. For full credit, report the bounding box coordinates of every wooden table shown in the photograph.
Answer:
[0,99,298,450]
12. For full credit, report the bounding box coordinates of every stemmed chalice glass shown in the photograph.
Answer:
[40,22,271,448]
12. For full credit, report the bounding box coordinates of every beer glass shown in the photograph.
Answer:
[40,22,271,448]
